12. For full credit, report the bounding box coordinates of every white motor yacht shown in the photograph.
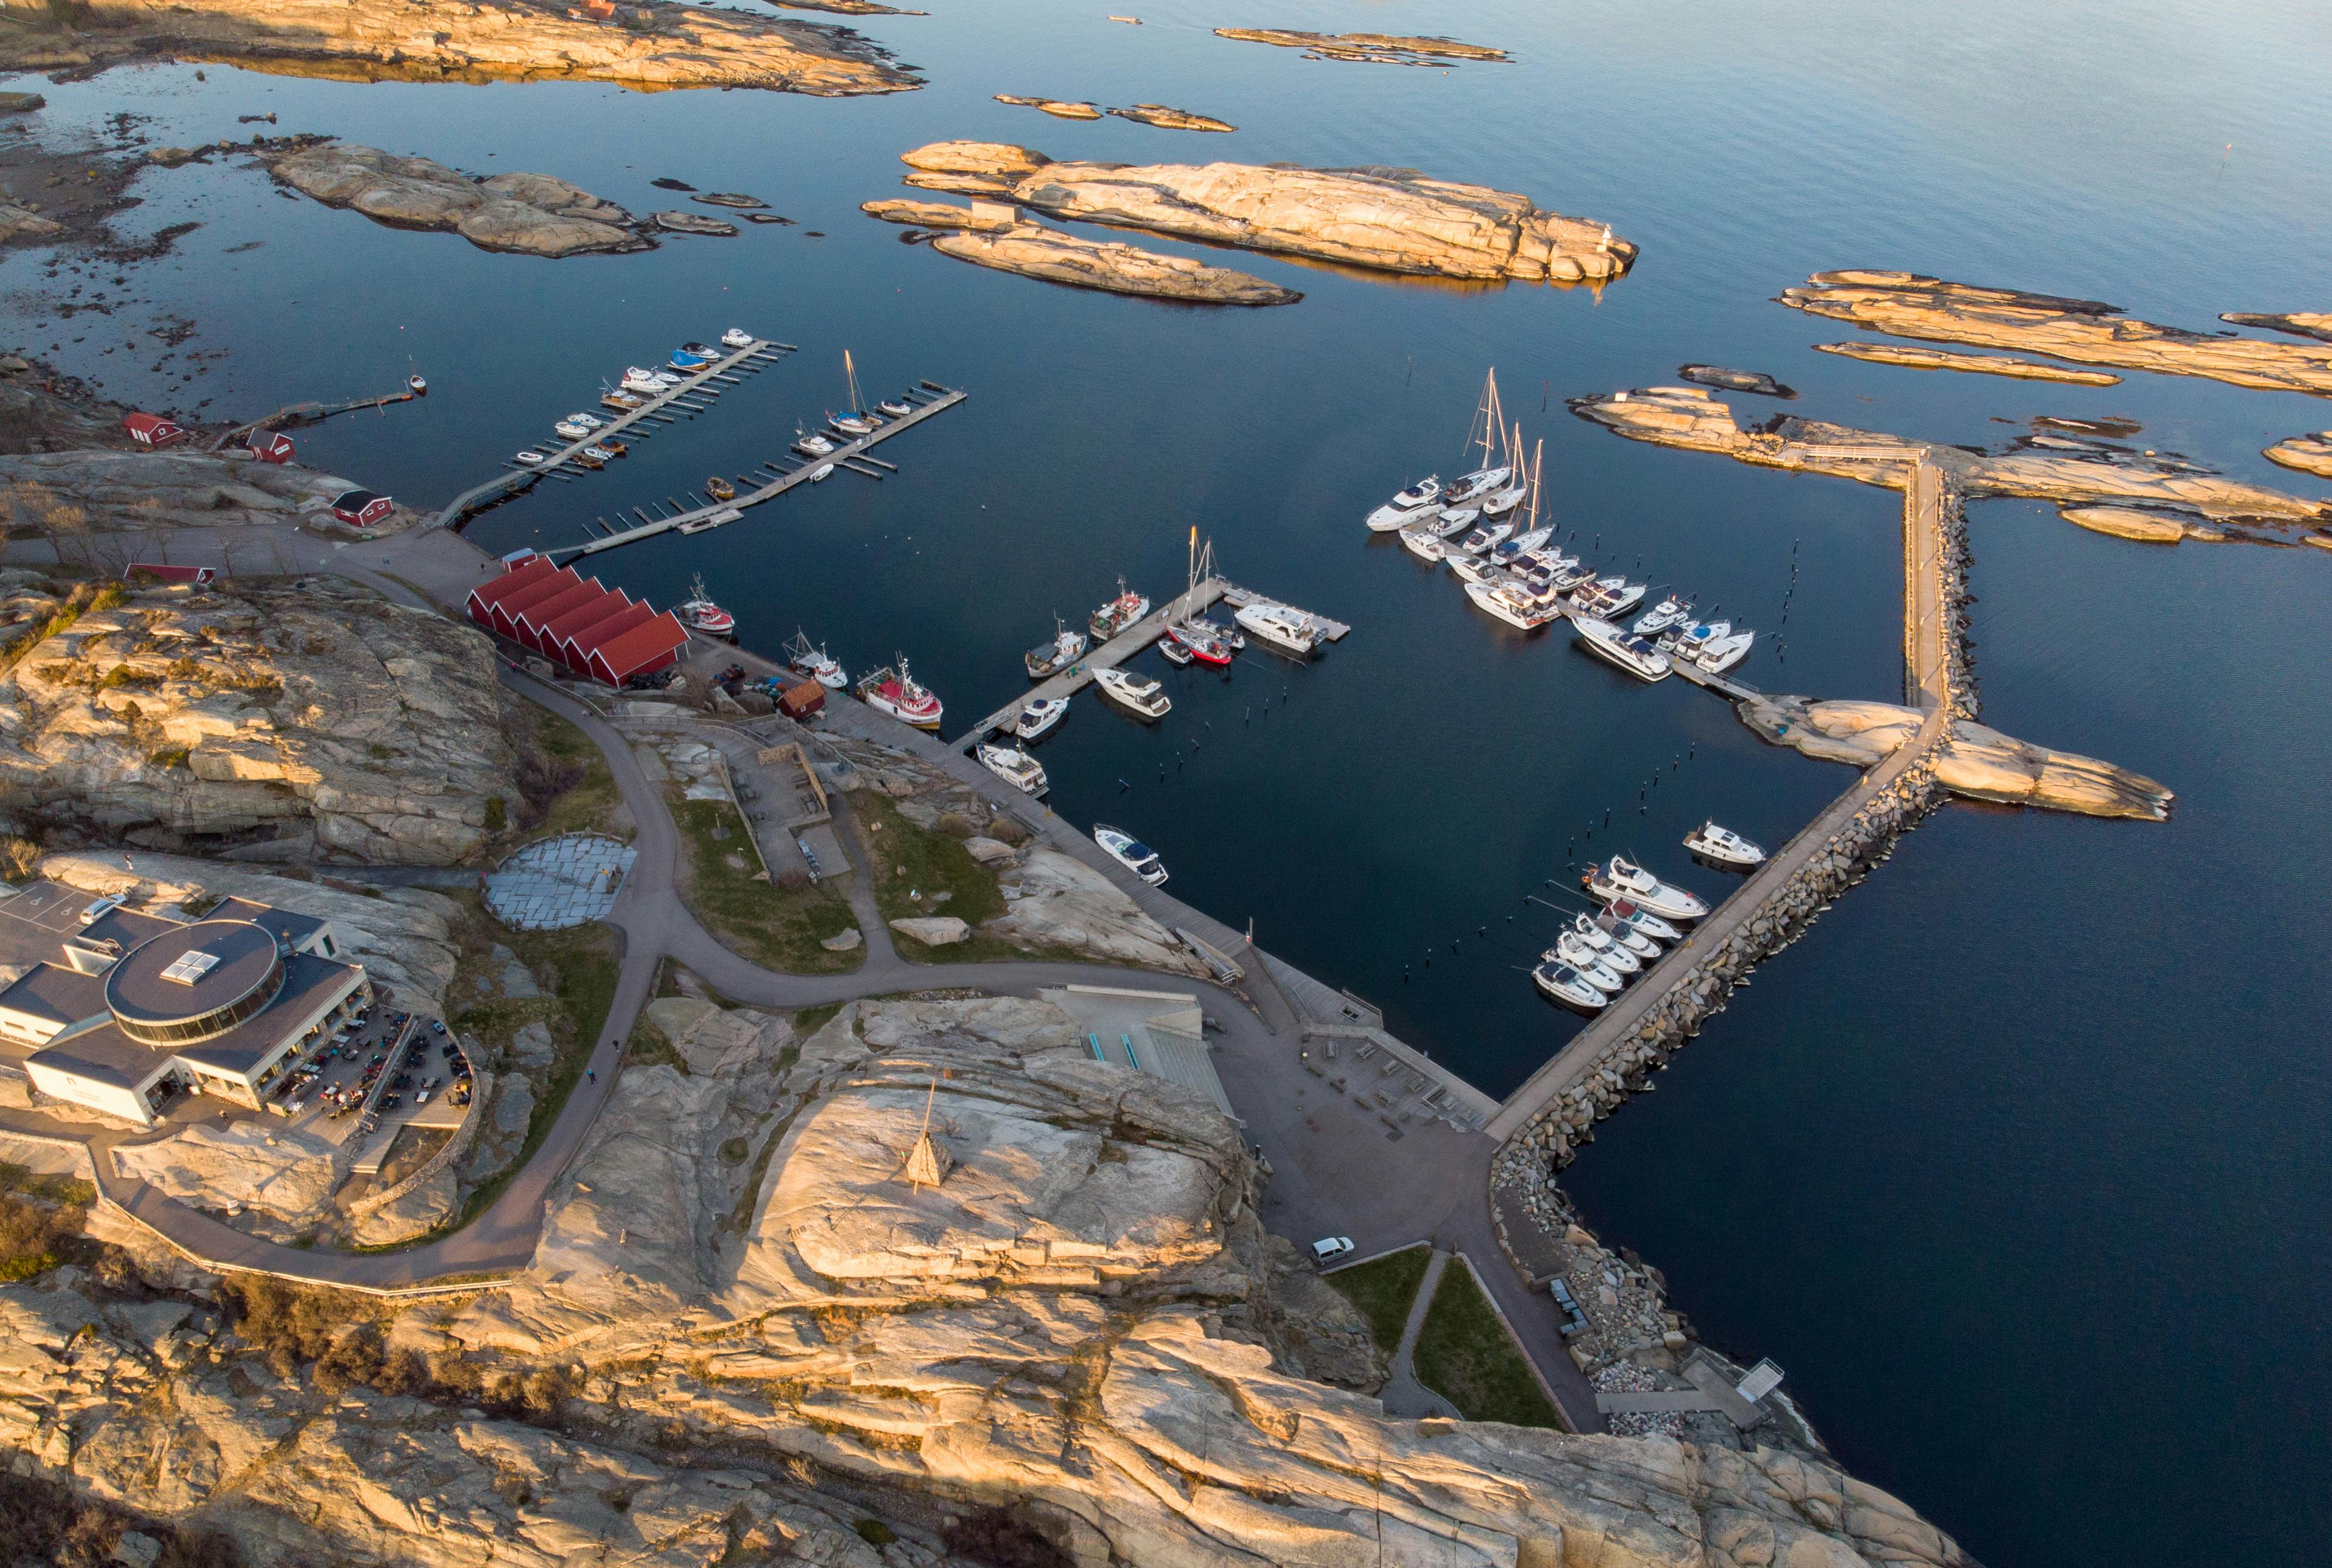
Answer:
[1548,558,1596,590]
[1458,520,1514,557]
[1562,917,1642,974]
[1366,475,1443,531]
[1159,639,1194,667]
[720,327,755,349]
[1696,630,1755,674]
[1673,619,1732,660]
[1429,505,1480,539]
[1685,820,1767,868]
[553,419,593,441]
[1590,910,1662,960]
[1607,900,1684,944]
[1533,961,1609,1012]
[793,432,836,458]
[567,411,605,430]
[1575,577,1647,618]
[1444,466,1513,505]
[1586,856,1709,921]
[976,743,1049,797]
[1573,616,1673,682]
[1491,527,1552,566]
[1234,601,1323,657]
[809,463,835,482]
[1094,824,1168,886]
[783,631,846,688]
[877,398,912,418]
[1633,596,1694,638]
[1400,525,1451,563]
[1014,694,1069,740]
[1094,667,1171,720]
[1549,933,1627,993]
[620,367,665,394]
[1464,578,1560,630]
[1449,551,1505,585]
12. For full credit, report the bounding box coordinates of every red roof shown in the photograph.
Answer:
[556,601,655,673]
[512,580,613,650]
[466,557,560,624]
[585,612,690,685]
[539,587,631,652]
[487,568,584,637]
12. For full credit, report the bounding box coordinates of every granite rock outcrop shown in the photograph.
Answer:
[897,141,1635,283]
[929,219,1302,304]
[1812,340,2121,385]
[0,577,514,862]
[2264,431,2332,479]
[1212,28,1510,66]
[266,142,647,257]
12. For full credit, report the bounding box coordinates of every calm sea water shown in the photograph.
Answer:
[8,2,2330,1561]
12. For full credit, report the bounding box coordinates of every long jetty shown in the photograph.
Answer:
[427,337,796,532]
[1484,452,1952,1140]
[551,384,968,560]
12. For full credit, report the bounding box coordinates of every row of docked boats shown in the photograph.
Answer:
[1531,836,1766,1010]
[789,351,920,459]
[514,331,757,468]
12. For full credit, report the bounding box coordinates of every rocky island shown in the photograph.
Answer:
[1213,28,1511,66]
[1812,340,2122,385]
[0,0,920,94]
[993,93,1103,120]
[865,198,1299,304]
[1781,271,2332,395]
[897,141,1636,283]
[265,142,649,258]
[1109,103,1237,132]
[2265,430,2332,479]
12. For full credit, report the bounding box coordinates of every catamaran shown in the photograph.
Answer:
[1089,578,1150,641]
[1094,667,1171,720]
[1024,616,1089,680]
[1094,824,1168,886]
[1584,856,1709,921]
[1684,821,1767,868]
[857,658,943,729]
[675,574,735,637]
[1366,474,1444,531]
[976,743,1049,796]
[1573,615,1672,682]
[784,630,847,688]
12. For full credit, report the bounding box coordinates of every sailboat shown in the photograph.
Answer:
[830,351,879,435]
[1165,531,1235,665]
[1480,421,1531,517]
[1444,370,1514,504]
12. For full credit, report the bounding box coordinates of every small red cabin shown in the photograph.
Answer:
[245,430,294,464]
[330,488,394,527]
[124,412,187,449]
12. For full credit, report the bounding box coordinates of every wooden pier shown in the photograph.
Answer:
[547,383,969,560]
[426,338,796,532]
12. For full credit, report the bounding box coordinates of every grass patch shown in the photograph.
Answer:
[792,1000,845,1038]
[1412,1259,1566,1430]
[856,795,1089,965]
[672,794,860,974]
[626,1006,689,1076]
[0,1159,95,1210]
[1321,1242,1433,1352]
[520,702,623,841]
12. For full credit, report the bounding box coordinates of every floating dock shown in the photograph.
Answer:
[428,338,796,531]
[547,383,969,560]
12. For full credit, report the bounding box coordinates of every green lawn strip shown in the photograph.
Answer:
[1411,1259,1566,1430]
[1321,1243,1433,1352]
[670,793,861,973]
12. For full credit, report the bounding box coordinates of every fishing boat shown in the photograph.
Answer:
[1014,695,1069,740]
[1234,600,1323,657]
[1365,474,1443,531]
[1684,821,1767,868]
[1089,578,1150,641]
[553,419,593,441]
[1464,578,1560,630]
[705,476,737,502]
[877,397,912,418]
[809,463,835,482]
[621,367,666,394]
[720,327,755,349]
[1633,595,1694,638]
[1584,856,1709,921]
[1025,617,1089,680]
[783,630,847,688]
[857,658,943,729]
[1094,824,1168,886]
[1606,900,1683,944]
[1533,961,1609,1012]
[1094,667,1171,720]
[1549,932,1627,992]
[581,445,616,464]
[1696,630,1755,674]
[676,575,736,637]
[1572,616,1672,682]
[976,743,1048,796]
[793,432,836,458]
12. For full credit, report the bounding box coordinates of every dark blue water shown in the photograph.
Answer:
[8,4,2330,1561]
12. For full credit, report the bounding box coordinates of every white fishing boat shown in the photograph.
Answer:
[1094,666,1171,720]
[1585,856,1709,921]
[1684,821,1767,868]
[1024,616,1089,680]
[1534,961,1609,1012]
[1633,595,1694,638]
[720,327,755,349]
[1696,630,1755,674]
[1573,615,1672,682]
[1234,600,1323,657]
[1014,694,1069,740]
[1457,519,1514,556]
[1549,932,1627,993]
[1607,900,1683,944]
[553,419,593,440]
[976,743,1048,796]
[857,658,943,729]
[1094,824,1168,886]
[784,630,847,688]
[675,574,735,636]
[1089,577,1150,641]
[1365,474,1443,531]
[792,431,835,458]
[1464,578,1560,629]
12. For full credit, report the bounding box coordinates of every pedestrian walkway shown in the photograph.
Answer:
[482,833,635,930]
[1373,1249,1462,1419]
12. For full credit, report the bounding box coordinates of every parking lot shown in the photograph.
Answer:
[272,1000,473,1154]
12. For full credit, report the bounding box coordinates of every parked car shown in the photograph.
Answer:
[1311,1236,1355,1264]
[416,1088,432,1106]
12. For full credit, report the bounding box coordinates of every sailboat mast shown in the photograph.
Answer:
[845,350,861,414]
[1530,439,1543,530]
[1480,370,1504,470]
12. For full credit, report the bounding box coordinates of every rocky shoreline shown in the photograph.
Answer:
[1813,339,2122,385]
[264,142,652,258]
[870,197,1301,304]
[897,140,1636,283]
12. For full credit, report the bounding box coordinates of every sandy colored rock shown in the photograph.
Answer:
[114,1119,341,1228]
[2264,431,2332,479]
[0,0,918,95]
[1109,103,1236,132]
[931,220,1302,305]
[347,1162,454,1245]
[266,143,644,257]
[0,202,64,245]
[1212,28,1509,65]
[2220,310,2332,344]
[987,845,1209,974]
[887,914,969,945]
[1783,272,2332,395]
[1814,339,2122,385]
[818,925,862,950]
[899,140,1635,282]
[653,210,738,235]
[995,93,1102,119]
[2058,504,2223,543]
[0,578,514,863]
[860,196,1017,231]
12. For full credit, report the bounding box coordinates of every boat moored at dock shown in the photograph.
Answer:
[857,657,944,729]
[1464,578,1560,630]
[1548,932,1628,993]
[1094,824,1168,886]
[1366,474,1443,531]
[1094,667,1171,720]
[1573,615,1672,682]
[1165,621,1234,664]
[1685,821,1767,868]
[721,327,755,349]
[1560,919,1641,974]
[1696,630,1755,674]
[1607,900,1683,944]
[784,630,847,688]
[976,743,1049,796]
[1534,961,1609,1012]
[1014,695,1069,740]
[1025,618,1089,680]
[1234,600,1324,657]
[675,574,735,637]
[1586,856,1709,921]
[1089,578,1151,641]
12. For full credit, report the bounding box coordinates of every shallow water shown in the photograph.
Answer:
[7,1,2331,1561]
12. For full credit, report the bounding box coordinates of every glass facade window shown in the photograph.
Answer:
[111,953,286,1046]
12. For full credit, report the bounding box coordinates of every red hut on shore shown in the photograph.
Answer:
[124,412,187,449]
[330,488,394,527]
[245,430,294,464]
